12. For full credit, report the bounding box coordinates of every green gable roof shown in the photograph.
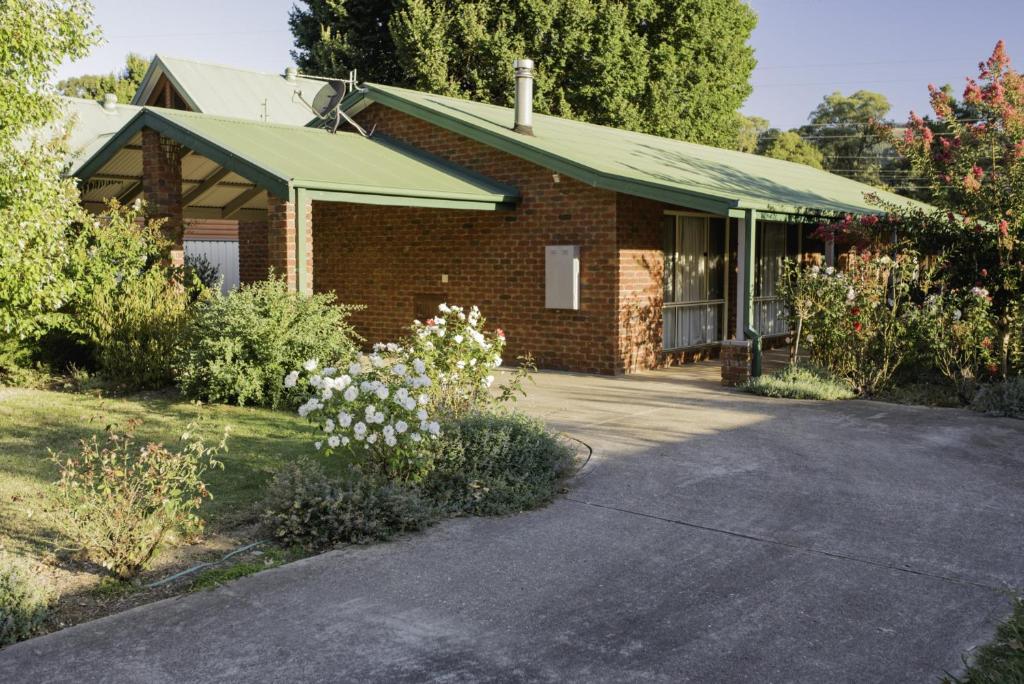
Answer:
[75,107,519,210]
[344,83,929,218]
[132,55,327,126]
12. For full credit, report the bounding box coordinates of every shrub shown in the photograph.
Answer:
[422,412,575,516]
[262,460,434,549]
[51,423,226,580]
[919,289,999,401]
[742,365,855,401]
[64,204,191,389]
[972,376,1024,419]
[780,252,923,395]
[177,277,360,408]
[184,252,222,292]
[402,304,507,417]
[82,267,190,389]
[0,557,52,647]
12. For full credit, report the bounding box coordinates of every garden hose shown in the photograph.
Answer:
[559,434,593,476]
[146,539,269,589]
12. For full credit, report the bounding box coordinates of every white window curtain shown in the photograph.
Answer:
[663,216,725,350]
[755,222,788,336]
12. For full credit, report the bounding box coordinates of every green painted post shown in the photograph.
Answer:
[295,187,309,295]
[743,208,762,377]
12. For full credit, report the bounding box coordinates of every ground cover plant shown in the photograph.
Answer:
[0,557,52,647]
[741,364,855,401]
[946,596,1024,683]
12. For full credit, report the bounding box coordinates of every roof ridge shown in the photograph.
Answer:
[154,54,320,82]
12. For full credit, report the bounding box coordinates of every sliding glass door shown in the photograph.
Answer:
[662,215,726,350]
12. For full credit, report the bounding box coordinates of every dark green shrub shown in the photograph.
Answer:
[177,277,360,407]
[742,365,855,401]
[263,460,434,549]
[0,557,52,647]
[184,252,222,292]
[972,376,1024,419]
[422,412,575,516]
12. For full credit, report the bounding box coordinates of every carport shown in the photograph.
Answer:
[74,107,520,290]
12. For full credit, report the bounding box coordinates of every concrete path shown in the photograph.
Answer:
[2,365,1023,682]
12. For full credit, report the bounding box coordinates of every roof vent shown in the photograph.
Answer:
[102,92,117,112]
[513,58,534,136]
[285,66,298,83]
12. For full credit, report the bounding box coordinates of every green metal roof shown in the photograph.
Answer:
[60,97,142,174]
[344,83,930,218]
[131,55,328,126]
[74,107,519,210]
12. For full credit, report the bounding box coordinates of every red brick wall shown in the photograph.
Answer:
[318,105,620,373]
[238,220,269,285]
[141,127,184,266]
[266,195,313,292]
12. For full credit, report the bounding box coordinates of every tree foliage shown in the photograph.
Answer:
[0,0,97,370]
[56,52,149,102]
[762,130,824,168]
[799,90,894,185]
[290,0,758,147]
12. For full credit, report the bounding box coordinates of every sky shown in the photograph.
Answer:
[57,0,1024,130]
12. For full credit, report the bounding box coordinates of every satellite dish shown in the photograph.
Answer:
[295,73,374,137]
[311,81,345,118]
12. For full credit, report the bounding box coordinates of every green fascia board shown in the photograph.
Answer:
[344,87,734,216]
[344,84,932,218]
[303,188,514,211]
[74,108,293,199]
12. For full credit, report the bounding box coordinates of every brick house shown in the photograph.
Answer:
[71,58,925,381]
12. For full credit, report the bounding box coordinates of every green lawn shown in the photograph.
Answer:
[0,387,337,559]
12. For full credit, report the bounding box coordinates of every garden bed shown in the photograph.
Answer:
[0,387,344,636]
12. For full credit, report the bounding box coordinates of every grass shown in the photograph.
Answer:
[946,596,1024,683]
[741,365,855,401]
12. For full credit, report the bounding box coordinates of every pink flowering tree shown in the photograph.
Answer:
[821,41,1024,376]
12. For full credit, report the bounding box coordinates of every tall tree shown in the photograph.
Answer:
[56,52,149,102]
[0,0,97,372]
[736,115,770,153]
[290,0,758,147]
[799,90,893,185]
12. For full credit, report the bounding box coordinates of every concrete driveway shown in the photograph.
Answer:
[2,364,1022,682]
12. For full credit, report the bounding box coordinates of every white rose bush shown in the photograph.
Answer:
[286,304,507,483]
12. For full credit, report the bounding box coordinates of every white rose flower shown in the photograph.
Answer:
[314,440,323,450]
[366,433,378,444]
[438,303,450,313]
[395,420,408,433]
[427,421,441,436]
[825,266,835,275]
[953,309,962,321]
[353,422,367,436]
[454,334,464,344]
[338,412,352,428]
[419,394,429,405]
[376,386,389,400]
[493,357,502,368]
[324,418,335,433]
[846,288,856,302]
[806,333,815,342]
[343,386,359,402]
[417,408,428,421]
[283,370,299,388]
[303,359,318,372]
[382,425,395,439]
[393,363,407,376]
[323,367,336,377]
[413,359,426,374]
[411,433,422,443]
[321,387,333,401]
[341,436,350,446]
[349,362,362,376]
[327,435,340,448]
[484,375,495,388]
[403,397,416,411]
[384,434,397,447]
[456,360,466,369]
[365,405,377,418]
[811,265,820,274]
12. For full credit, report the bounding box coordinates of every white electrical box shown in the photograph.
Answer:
[545,245,580,310]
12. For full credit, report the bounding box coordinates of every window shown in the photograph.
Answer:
[754,222,789,336]
[662,215,727,350]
